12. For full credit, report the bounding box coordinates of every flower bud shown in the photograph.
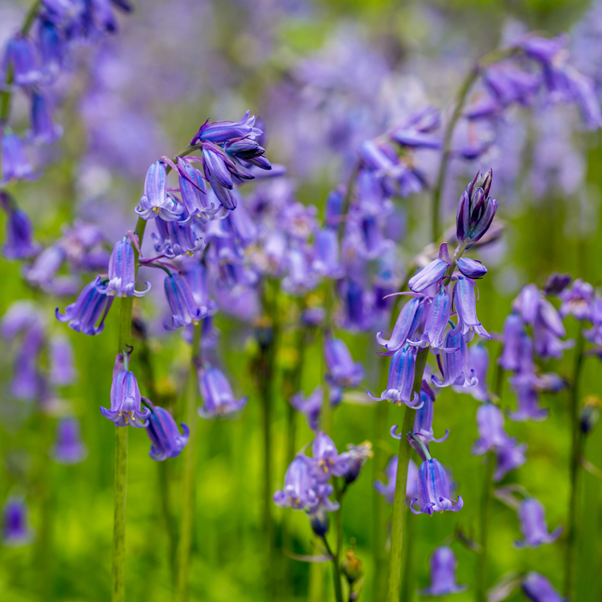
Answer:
[457,257,487,279]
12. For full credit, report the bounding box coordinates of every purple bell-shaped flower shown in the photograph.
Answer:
[420,546,467,596]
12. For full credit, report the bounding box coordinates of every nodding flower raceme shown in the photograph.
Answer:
[51,417,87,464]
[273,456,318,510]
[198,366,247,418]
[521,572,566,602]
[163,272,207,331]
[411,456,463,515]
[420,547,467,596]
[514,498,563,549]
[95,238,150,298]
[432,327,477,389]
[2,498,34,546]
[135,161,184,221]
[376,296,426,353]
[56,280,114,336]
[146,406,190,461]
[374,456,419,505]
[324,336,365,388]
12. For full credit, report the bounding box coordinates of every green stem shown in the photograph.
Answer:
[399,509,415,602]
[175,323,202,602]
[565,330,585,599]
[476,452,495,602]
[321,535,344,602]
[385,348,428,602]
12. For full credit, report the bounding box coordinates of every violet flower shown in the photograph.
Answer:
[2,498,34,546]
[514,498,563,548]
[273,456,318,510]
[29,92,62,145]
[420,546,467,596]
[152,216,206,258]
[310,431,351,483]
[1,133,33,183]
[456,257,487,279]
[191,111,262,145]
[325,336,365,388]
[408,258,448,293]
[374,456,418,505]
[559,278,594,320]
[454,277,491,339]
[459,344,490,401]
[411,287,451,350]
[472,403,513,455]
[498,312,525,371]
[56,280,114,336]
[135,161,184,221]
[177,159,219,219]
[376,296,426,353]
[522,571,566,602]
[198,366,247,418]
[411,457,463,515]
[432,327,477,389]
[163,272,207,331]
[2,35,41,86]
[96,238,150,297]
[456,169,498,247]
[290,386,342,431]
[494,439,527,482]
[51,417,87,464]
[1,194,39,259]
[100,367,150,428]
[343,441,373,484]
[146,406,190,461]
[49,334,76,386]
[368,344,421,407]
[311,228,344,278]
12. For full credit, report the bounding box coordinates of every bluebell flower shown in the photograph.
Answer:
[56,280,114,335]
[521,571,565,602]
[1,133,33,183]
[273,456,318,510]
[23,244,64,290]
[51,417,87,464]
[135,161,184,221]
[2,498,34,546]
[389,106,441,149]
[37,18,63,76]
[49,334,76,386]
[311,228,344,278]
[0,301,41,339]
[1,201,40,260]
[513,284,540,324]
[2,35,41,86]
[146,406,189,461]
[456,170,498,247]
[225,137,271,170]
[411,287,451,350]
[408,258,448,293]
[472,403,513,455]
[376,296,426,353]
[290,386,342,431]
[432,327,477,388]
[368,344,422,407]
[201,143,237,210]
[494,439,527,482]
[184,263,219,316]
[459,344,490,401]
[374,456,418,505]
[101,368,150,428]
[29,92,62,145]
[325,336,365,388]
[420,546,467,596]
[176,159,220,219]
[190,111,262,145]
[515,498,562,549]
[340,278,373,332]
[282,246,317,294]
[227,199,257,247]
[456,257,487,279]
[152,216,206,259]
[96,238,150,297]
[10,324,45,401]
[454,277,491,339]
[198,366,247,418]
[559,279,593,320]
[163,272,207,331]
[411,458,463,515]
[325,187,345,228]
[508,382,549,422]
[309,431,351,483]
[498,312,525,371]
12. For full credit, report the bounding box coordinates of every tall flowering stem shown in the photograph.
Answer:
[175,322,201,602]
[385,347,429,602]
[476,452,495,602]
[321,531,343,602]
[565,331,585,599]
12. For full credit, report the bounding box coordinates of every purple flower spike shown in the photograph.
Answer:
[135,161,184,221]
[498,312,525,371]
[456,170,497,246]
[2,498,34,546]
[411,458,463,515]
[414,287,451,350]
[49,335,76,386]
[374,456,418,505]
[472,403,512,455]
[2,205,40,260]
[2,36,41,86]
[408,258,448,293]
[51,417,87,464]
[460,344,490,401]
[273,456,318,510]
[198,366,247,418]
[411,381,449,443]
[96,239,150,298]
[368,344,421,407]
[420,546,467,596]
[202,144,236,210]
[432,328,477,389]
[325,337,365,388]
[163,272,207,331]
[191,111,262,145]
[101,369,150,428]
[454,277,491,339]
[1,133,33,183]
[377,297,425,353]
[146,406,189,461]
[56,280,114,336]
[515,498,563,549]
[494,439,527,482]
[29,92,62,145]
[457,257,487,279]
[310,431,351,483]
[522,572,566,602]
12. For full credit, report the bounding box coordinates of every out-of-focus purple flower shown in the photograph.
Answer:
[389,106,441,149]
[135,161,184,221]
[198,366,247,418]
[23,244,64,290]
[2,498,34,546]
[509,383,549,422]
[368,344,421,407]
[10,322,44,401]
[273,456,318,510]
[408,258,448,293]
[49,334,76,386]
[2,35,41,86]
[514,498,562,548]
[191,111,262,145]
[146,406,189,461]
[163,272,207,331]
[460,344,490,401]
[559,279,593,320]
[101,368,150,428]
[513,284,540,324]
[395,380,448,443]
[309,431,351,483]
[343,441,373,484]
[29,92,62,145]
[152,216,206,259]
[96,239,150,298]
[457,257,487,280]
[494,439,527,482]
[454,277,491,339]
[325,336,364,388]
[376,296,426,353]
[177,159,220,219]
[51,417,87,464]
[37,18,63,75]
[420,546,467,596]
[311,228,343,278]
[56,280,113,335]
[498,312,525,371]
[522,571,566,602]
[184,263,218,316]
[325,187,345,228]
[472,403,513,454]
[432,328,477,389]
[411,458,463,515]
[0,301,40,339]
[456,170,498,247]
[374,456,418,505]
[1,133,33,183]
[544,273,572,296]
[290,386,342,431]
[1,202,40,260]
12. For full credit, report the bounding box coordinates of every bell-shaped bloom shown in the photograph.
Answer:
[2,201,40,260]
[408,258,448,293]
[472,403,513,454]
[49,334,76,386]
[368,344,421,407]
[411,287,451,350]
[376,296,425,353]
[544,273,572,296]
[456,169,498,247]
[198,366,247,418]
[56,280,114,336]
[325,337,365,388]
[273,456,318,510]
[2,35,41,86]
[343,441,373,485]
[508,383,549,422]
[559,279,593,320]
[202,144,237,210]
[408,381,448,443]
[521,572,565,602]
[310,431,351,483]
[498,312,525,371]
[459,344,490,401]
[494,439,527,482]
[454,277,491,339]
[432,328,477,389]
[51,417,87,464]
[457,257,487,279]
[311,228,344,278]
[191,111,262,145]
[513,284,540,324]
[290,386,342,431]
[163,273,207,331]
[152,216,206,259]
[38,18,63,75]
[515,498,562,548]
[420,546,467,596]
[374,456,418,505]
[185,263,219,316]
[100,369,150,428]
[9,323,44,401]
[177,159,220,219]
[96,239,150,298]
[135,161,184,221]
[23,244,64,290]
[411,458,463,515]
[0,301,40,339]
[146,406,189,461]
[2,498,34,546]
[29,92,62,145]
[1,133,33,183]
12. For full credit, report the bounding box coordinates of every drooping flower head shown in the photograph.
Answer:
[514,498,563,549]
[163,272,207,331]
[198,366,247,418]
[96,238,150,298]
[521,571,565,602]
[273,456,318,510]
[368,344,421,407]
[420,546,467,596]
[56,280,114,336]
[51,417,87,464]
[309,431,351,483]
[411,457,463,515]
[2,498,34,546]
[324,336,365,388]
[146,406,190,461]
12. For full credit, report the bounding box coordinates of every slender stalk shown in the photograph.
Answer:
[565,331,585,599]
[175,323,202,602]
[399,509,415,602]
[321,535,344,602]
[385,348,428,602]
[476,452,495,602]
